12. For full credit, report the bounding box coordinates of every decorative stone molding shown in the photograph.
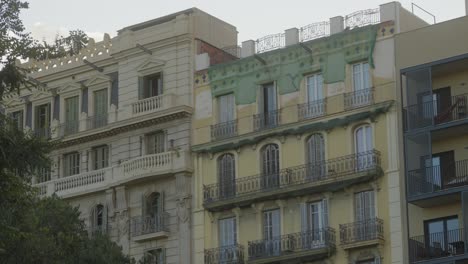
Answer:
[176,196,190,224]
[136,58,166,76]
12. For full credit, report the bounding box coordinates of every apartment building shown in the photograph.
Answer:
[1,9,237,263]
[396,13,468,264]
[192,2,427,264]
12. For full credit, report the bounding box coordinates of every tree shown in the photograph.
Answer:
[0,0,88,98]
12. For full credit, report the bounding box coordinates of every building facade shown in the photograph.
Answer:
[1,9,236,263]
[192,2,427,264]
[396,14,468,264]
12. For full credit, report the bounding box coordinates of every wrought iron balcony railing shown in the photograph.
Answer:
[299,21,330,42]
[344,88,374,110]
[298,99,326,121]
[34,127,51,139]
[409,228,465,263]
[205,244,245,264]
[204,150,381,205]
[211,120,237,140]
[339,218,384,245]
[58,120,79,137]
[130,212,170,237]
[255,33,285,54]
[253,110,281,131]
[408,159,468,198]
[248,228,335,261]
[87,114,108,130]
[345,8,380,29]
[404,93,468,131]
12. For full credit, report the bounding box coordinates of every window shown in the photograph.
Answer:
[355,125,373,170]
[355,190,375,221]
[424,216,459,255]
[306,134,325,180]
[263,209,281,256]
[353,62,370,91]
[218,217,237,263]
[301,200,328,243]
[63,152,80,176]
[261,144,280,189]
[256,83,279,130]
[306,73,323,102]
[143,74,163,99]
[64,96,79,134]
[93,89,108,128]
[218,94,235,123]
[145,192,163,219]
[37,167,51,183]
[92,145,109,170]
[218,154,235,198]
[144,248,165,264]
[146,132,166,154]
[91,204,105,234]
[35,104,50,137]
[10,110,23,130]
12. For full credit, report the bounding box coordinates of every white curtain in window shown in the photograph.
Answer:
[219,217,236,247]
[218,94,235,123]
[307,74,323,102]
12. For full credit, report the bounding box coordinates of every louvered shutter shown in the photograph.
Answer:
[158,248,165,264]
[138,77,145,100]
[321,198,329,228]
[300,203,308,232]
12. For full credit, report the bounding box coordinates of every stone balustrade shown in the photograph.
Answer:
[132,93,176,115]
[34,150,191,197]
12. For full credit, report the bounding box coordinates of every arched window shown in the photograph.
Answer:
[306,134,325,180]
[355,125,373,170]
[91,204,105,235]
[261,144,280,189]
[218,154,236,198]
[147,193,161,218]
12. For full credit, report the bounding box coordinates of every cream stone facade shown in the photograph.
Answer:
[1,8,237,263]
[192,2,426,264]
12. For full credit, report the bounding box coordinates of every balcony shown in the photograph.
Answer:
[409,229,465,263]
[58,120,79,137]
[339,218,384,249]
[344,88,374,110]
[203,150,381,211]
[211,120,237,140]
[86,114,108,130]
[404,93,468,131]
[253,110,281,131]
[130,212,170,242]
[132,93,176,115]
[34,151,190,198]
[248,228,335,263]
[205,244,245,264]
[407,159,468,205]
[297,99,326,121]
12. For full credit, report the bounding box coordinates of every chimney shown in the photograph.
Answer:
[330,16,344,34]
[284,28,299,46]
[241,40,256,58]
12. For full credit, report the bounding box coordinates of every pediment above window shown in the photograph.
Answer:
[58,82,83,94]
[136,58,166,76]
[30,90,52,101]
[84,74,111,88]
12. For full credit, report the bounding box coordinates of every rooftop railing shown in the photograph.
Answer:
[300,22,331,42]
[345,8,380,29]
[255,33,285,54]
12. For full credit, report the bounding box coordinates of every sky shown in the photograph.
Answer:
[21,0,466,44]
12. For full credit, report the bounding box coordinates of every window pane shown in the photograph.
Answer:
[363,62,370,89]
[353,64,362,91]
[218,94,234,123]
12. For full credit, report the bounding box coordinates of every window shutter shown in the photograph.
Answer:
[159,191,165,213]
[158,248,166,264]
[138,77,145,100]
[300,203,308,232]
[321,198,329,228]
[109,72,119,107]
[369,190,376,219]
[355,193,362,221]
[82,87,88,114]
[26,102,32,128]
[53,95,60,121]
[158,73,163,95]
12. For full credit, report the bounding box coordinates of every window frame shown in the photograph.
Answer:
[352,62,371,91]
[146,131,166,155]
[306,73,324,103]
[91,145,109,170]
[143,73,163,99]
[217,93,236,123]
[63,151,80,177]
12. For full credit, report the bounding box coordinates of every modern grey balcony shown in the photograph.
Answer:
[203,150,382,211]
[409,228,465,263]
[248,228,335,263]
[344,88,374,110]
[407,159,468,203]
[298,99,326,121]
[205,244,245,264]
[211,120,237,140]
[130,212,170,242]
[253,110,281,131]
[339,218,384,249]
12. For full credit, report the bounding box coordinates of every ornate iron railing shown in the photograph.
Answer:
[253,110,281,131]
[255,33,285,54]
[298,99,326,120]
[300,21,330,42]
[130,212,170,237]
[344,88,374,110]
[409,228,465,263]
[248,228,335,261]
[87,114,108,129]
[204,150,381,205]
[404,93,468,131]
[34,127,51,139]
[211,120,238,140]
[222,45,241,58]
[339,218,384,244]
[205,244,245,264]
[345,8,380,29]
[408,159,468,198]
[58,120,79,137]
